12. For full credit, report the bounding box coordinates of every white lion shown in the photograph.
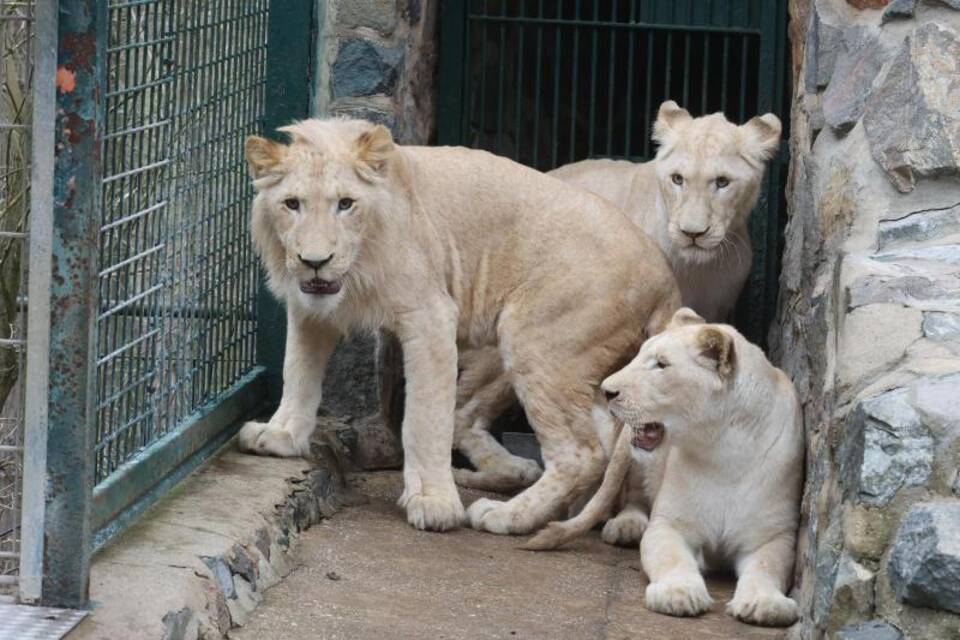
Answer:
[451,102,782,494]
[525,308,803,628]
[238,118,680,534]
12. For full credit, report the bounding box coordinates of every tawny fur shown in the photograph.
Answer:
[237,118,680,535]
[525,308,804,627]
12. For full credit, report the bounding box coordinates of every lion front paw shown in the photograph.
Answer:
[726,591,799,627]
[237,419,309,458]
[601,509,649,547]
[645,578,713,617]
[399,485,465,532]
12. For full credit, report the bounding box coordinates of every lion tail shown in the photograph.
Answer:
[522,421,634,551]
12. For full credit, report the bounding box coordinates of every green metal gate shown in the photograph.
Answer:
[438,0,789,344]
[24,0,313,607]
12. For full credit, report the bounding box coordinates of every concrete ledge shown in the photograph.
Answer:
[69,443,349,640]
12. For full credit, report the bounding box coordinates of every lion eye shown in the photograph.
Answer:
[655,359,668,369]
[337,197,354,212]
[283,198,300,211]
[671,173,684,186]
[715,176,730,189]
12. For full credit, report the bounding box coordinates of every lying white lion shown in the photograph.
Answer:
[239,118,680,534]
[450,102,782,493]
[525,308,803,628]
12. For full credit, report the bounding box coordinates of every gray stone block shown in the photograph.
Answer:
[324,332,379,419]
[331,38,404,99]
[878,203,960,249]
[924,312,960,342]
[889,500,960,613]
[835,619,903,640]
[863,23,960,192]
[337,0,397,34]
[882,0,916,23]
[839,388,934,507]
[328,104,398,138]
[822,30,887,133]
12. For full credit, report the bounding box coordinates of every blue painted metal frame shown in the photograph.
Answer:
[44,0,106,608]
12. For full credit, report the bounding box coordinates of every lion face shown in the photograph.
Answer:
[244,120,395,317]
[601,308,735,449]
[653,101,781,265]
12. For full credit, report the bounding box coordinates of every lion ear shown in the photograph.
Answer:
[667,307,705,330]
[697,327,736,378]
[354,124,395,180]
[740,113,781,166]
[245,136,286,182]
[652,100,692,147]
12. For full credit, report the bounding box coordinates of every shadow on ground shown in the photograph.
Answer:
[231,472,786,640]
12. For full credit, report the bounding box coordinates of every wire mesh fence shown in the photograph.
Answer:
[0,0,32,590]
[95,0,267,483]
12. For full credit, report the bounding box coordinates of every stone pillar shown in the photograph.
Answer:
[774,1,960,638]
[312,0,438,421]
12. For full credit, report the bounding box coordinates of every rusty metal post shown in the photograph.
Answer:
[42,0,106,607]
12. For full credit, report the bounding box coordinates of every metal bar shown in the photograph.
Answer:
[513,2,524,163]
[531,0,543,168]
[624,0,635,158]
[605,0,617,156]
[566,0,580,164]
[643,32,652,158]
[587,1,598,157]
[91,368,267,535]
[494,1,505,154]
[40,0,106,608]
[465,14,760,35]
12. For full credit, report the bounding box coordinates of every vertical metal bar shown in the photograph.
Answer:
[642,32,653,158]
[513,2,524,162]
[739,36,748,120]
[259,0,314,402]
[532,0,543,168]
[681,33,690,108]
[478,1,487,148]
[438,0,469,145]
[604,0,617,156]
[701,33,709,114]
[494,1,505,153]
[551,8,562,166]
[43,0,107,608]
[664,32,673,99]
[721,34,729,110]
[587,1,598,157]
[19,0,57,605]
[624,0,636,158]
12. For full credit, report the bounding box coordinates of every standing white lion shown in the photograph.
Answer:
[238,118,679,534]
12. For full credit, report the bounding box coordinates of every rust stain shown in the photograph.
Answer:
[56,67,77,94]
[60,32,97,71]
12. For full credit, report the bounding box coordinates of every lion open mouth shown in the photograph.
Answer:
[631,422,664,451]
[299,278,342,295]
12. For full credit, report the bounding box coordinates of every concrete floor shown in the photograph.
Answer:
[231,472,786,640]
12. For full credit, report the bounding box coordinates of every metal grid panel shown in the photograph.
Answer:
[0,0,33,590]
[96,0,267,484]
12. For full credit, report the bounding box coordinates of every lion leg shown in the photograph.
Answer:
[641,520,713,617]
[602,463,650,547]
[726,534,799,627]
[466,371,605,535]
[395,301,465,531]
[238,310,338,457]
[454,371,541,492]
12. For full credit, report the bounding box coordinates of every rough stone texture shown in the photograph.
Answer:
[847,0,889,8]
[834,619,903,640]
[323,332,380,420]
[330,38,403,98]
[337,0,398,34]
[69,447,350,639]
[822,30,887,133]
[773,2,960,638]
[862,23,960,193]
[888,501,960,613]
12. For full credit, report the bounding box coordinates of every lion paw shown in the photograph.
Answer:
[726,591,799,627]
[601,509,649,547]
[399,486,465,532]
[467,497,521,535]
[645,578,713,617]
[237,420,308,458]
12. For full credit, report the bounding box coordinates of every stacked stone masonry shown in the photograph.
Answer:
[775,1,960,638]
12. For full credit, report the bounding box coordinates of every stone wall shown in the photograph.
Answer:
[313,0,438,419]
[773,1,960,638]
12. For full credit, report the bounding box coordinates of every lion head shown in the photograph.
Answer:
[652,101,781,265]
[600,307,742,450]
[244,119,397,319]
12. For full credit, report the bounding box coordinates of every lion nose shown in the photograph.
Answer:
[298,253,333,271]
[681,227,709,241]
[604,389,620,402]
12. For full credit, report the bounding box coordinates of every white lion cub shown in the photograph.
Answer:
[549,101,781,322]
[525,308,803,627]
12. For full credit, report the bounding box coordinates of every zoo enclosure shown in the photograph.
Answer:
[1,0,313,608]
[438,0,790,344]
